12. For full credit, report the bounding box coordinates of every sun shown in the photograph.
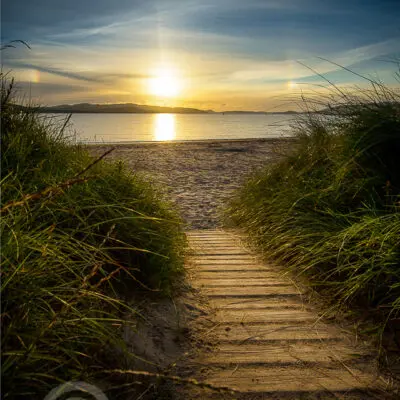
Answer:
[148,69,182,98]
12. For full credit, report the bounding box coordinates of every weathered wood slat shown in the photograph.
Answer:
[203,342,367,365]
[210,323,340,342]
[185,230,380,398]
[189,259,264,265]
[196,271,285,279]
[213,309,316,323]
[203,286,301,297]
[192,264,273,271]
[206,366,378,393]
[194,278,288,287]
[208,296,307,310]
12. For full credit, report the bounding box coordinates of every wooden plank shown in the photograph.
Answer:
[188,237,239,241]
[205,366,377,393]
[196,271,286,279]
[203,286,301,297]
[190,258,261,264]
[187,234,230,238]
[190,246,243,250]
[188,238,233,242]
[208,296,308,310]
[191,260,270,267]
[213,309,316,324]
[203,343,367,365]
[187,231,228,235]
[187,230,226,234]
[188,239,239,242]
[191,250,251,255]
[211,323,340,342]
[184,229,379,397]
[190,244,245,254]
[189,241,242,245]
[188,238,238,242]
[194,263,274,273]
[193,255,257,260]
[194,278,288,287]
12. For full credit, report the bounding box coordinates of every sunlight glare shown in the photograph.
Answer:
[148,68,182,98]
[30,69,40,83]
[287,81,298,90]
[154,114,176,141]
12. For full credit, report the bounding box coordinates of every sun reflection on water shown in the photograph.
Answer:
[154,114,176,141]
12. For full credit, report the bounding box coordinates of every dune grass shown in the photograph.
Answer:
[1,78,186,398]
[226,75,400,341]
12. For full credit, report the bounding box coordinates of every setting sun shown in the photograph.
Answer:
[148,69,182,98]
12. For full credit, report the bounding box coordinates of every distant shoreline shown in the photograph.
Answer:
[39,111,298,115]
[13,103,298,115]
[85,137,297,146]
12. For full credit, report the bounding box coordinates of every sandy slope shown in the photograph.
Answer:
[87,138,294,229]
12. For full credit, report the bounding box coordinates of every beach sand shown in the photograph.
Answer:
[88,138,294,229]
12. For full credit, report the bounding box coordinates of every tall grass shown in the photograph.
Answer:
[1,78,186,399]
[226,72,400,338]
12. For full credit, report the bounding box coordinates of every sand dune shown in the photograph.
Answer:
[88,139,294,229]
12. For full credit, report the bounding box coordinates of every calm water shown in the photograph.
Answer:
[49,113,296,143]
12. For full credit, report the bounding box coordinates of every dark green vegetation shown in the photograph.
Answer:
[1,79,186,399]
[227,78,400,341]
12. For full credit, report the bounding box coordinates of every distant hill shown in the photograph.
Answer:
[221,110,298,115]
[29,103,210,114]
[12,102,299,115]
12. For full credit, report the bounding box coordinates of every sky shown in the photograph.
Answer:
[1,0,400,111]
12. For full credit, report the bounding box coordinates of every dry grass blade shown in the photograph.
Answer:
[107,369,239,394]
[74,147,115,178]
[0,176,93,213]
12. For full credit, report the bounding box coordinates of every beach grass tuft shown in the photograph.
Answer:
[225,71,400,343]
[1,77,186,398]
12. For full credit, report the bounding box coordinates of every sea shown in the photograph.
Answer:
[44,113,297,143]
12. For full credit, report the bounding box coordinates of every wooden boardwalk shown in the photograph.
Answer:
[186,230,384,399]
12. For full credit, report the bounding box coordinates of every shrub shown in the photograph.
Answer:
[226,73,400,334]
[1,78,186,398]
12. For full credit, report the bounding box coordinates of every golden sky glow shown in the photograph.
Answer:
[2,0,399,112]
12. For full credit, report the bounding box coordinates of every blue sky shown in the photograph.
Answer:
[1,0,399,110]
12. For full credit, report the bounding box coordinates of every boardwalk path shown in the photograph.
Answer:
[186,229,384,399]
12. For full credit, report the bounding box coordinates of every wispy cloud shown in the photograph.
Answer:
[2,0,399,110]
[8,62,101,82]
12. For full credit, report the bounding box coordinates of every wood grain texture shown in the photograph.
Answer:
[186,230,382,398]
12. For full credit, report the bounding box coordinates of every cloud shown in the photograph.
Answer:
[219,39,400,85]
[2,0,399,109]
[12,81,89,103]
[7,62,101,82]
[1,1,155,38]
[12,80,137,106]
[3,58,152,85]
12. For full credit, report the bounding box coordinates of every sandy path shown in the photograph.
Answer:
[185,230,383,399]
[88,139,394,398]
[87,139,293,229]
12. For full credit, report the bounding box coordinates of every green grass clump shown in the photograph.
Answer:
[1,78,186,399]
[226,76,400,334]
